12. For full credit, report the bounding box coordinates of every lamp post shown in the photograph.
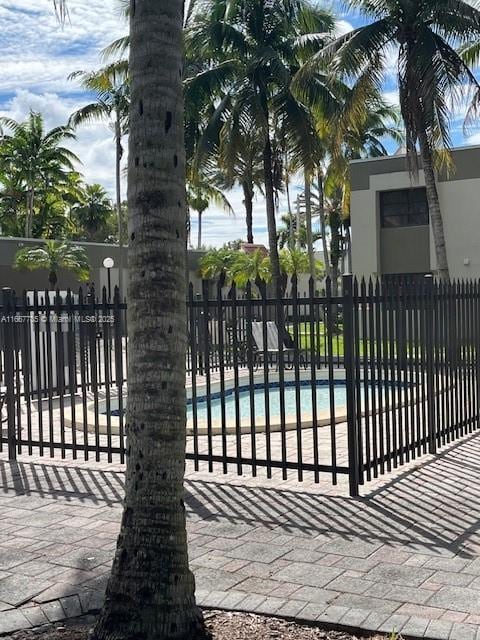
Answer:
[103,257,115,301]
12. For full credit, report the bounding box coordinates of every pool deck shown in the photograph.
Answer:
[1,419,480,639]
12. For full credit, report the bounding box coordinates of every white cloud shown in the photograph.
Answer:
[0,1,126,93]
[0,89,121,198]
[334,19,354,37]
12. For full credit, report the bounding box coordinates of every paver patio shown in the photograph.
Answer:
[1,430,480,639]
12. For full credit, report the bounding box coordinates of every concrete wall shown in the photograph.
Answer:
[350,146,480,280]
[0,238,205,297]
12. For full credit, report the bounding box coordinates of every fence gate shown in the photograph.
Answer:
[1,277,480,496]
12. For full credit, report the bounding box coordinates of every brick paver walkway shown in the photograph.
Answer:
[1,431,480,639]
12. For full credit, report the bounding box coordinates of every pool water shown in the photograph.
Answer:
[188,382,347,424]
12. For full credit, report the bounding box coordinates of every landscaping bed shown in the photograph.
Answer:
[5,611,386,640]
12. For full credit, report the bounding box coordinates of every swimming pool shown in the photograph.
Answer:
[69,371,359,436]
[188,381,347,426]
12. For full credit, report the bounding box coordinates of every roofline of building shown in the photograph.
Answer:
[350,143,480,165]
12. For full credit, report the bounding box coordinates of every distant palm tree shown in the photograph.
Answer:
[214,115,265,244]
[317,0,480,279]
[14,240,90,289]
[187,177,234,249]
[71,183,115,242]
[0,112,79,237]
[69,65,129,245]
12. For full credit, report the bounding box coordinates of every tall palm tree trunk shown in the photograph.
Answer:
[285,157,295,249]
[115,113,125,298]
[304,176,315,279]
[330,211,342,298]
[242,183,254,244]
[197,210,202,249]
[295,195,302,250]
[263,133,281,293]
[344,224,352,273]
[115,113,123,244]
[26,188,34,238]
[418,129,450,280]
[93,2,204,638]
[317,172,331,281]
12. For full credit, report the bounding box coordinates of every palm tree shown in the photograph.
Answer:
[0,112,79,238]
[198,247,237,287]
[69,65,129,246]
[215,115,265,244]
[230,249,272,292]
[90,1,205,638]
[187,176,234,249]
[279,247,323,279]
[316,0,480,280]
[14,240,90,289]
[186,0,335,292]
[71,183,115,243]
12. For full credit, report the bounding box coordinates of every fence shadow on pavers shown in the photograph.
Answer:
[183,430,480,559]
[0,459,124,504]
[2,428,480,559]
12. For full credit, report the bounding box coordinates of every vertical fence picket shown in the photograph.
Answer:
[216,281,228,474]
[260,288,272,479]
[231,282,242,475]
[187,284,199,471]
[291,275,303,482]
[325,277,337,484]
[308,277,320,483]
[2,288,16,461]
[21,290,33,455]
[343,275,359,497]
[245,282,257,477]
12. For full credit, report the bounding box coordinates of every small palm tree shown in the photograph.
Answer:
[229,250,272,291]
[198,248,237,287]
[279,248,323,280]
[69,65,129,245]
[14,240,90,289]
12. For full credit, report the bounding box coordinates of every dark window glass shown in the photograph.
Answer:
[380,188,429,227]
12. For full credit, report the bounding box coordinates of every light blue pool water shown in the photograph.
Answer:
[187,381,347,424]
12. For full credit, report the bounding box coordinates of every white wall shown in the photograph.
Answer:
[351,165,480,280]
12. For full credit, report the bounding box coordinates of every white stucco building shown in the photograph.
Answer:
[350,145,480,280]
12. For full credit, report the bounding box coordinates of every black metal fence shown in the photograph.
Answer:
[1,275,479,496]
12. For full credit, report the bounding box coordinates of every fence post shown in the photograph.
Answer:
[425,275,437,454]
[343,274,360,497]
[2,288,16,461]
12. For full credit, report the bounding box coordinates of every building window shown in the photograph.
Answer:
[380,188,429,228]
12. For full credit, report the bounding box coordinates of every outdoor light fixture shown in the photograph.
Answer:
[103,257,115,300]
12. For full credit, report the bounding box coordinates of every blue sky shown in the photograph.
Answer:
[0,0,479,248]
